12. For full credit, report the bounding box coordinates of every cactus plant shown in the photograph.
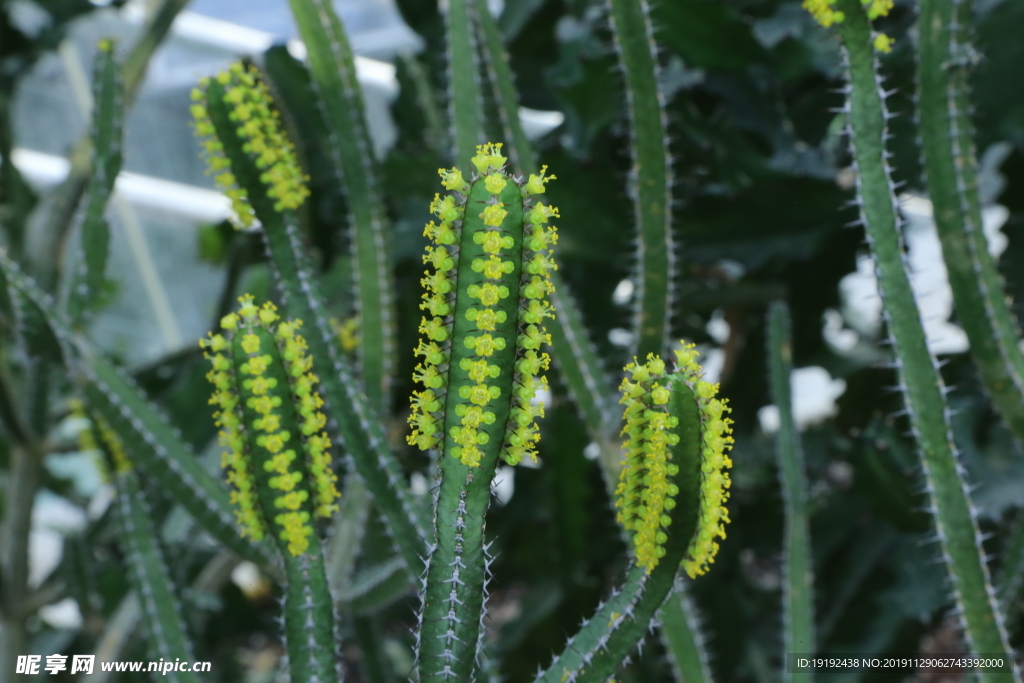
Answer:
[2,0,1024,681]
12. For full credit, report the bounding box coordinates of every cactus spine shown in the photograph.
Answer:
[409,143,558,681]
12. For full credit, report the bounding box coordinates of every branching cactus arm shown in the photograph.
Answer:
[536,344,732,683]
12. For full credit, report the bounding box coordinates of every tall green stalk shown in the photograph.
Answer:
[201,296,342,683]
[408,144,559,682]
[286,0,396,412]
[606,0,676,361]
[807,0,1018,677]
[767,301,814,680]
[193,64,430,575]
[471,4,713,676]
[916,0,1024,446]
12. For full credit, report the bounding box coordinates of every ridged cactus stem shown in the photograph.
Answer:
[810,0,1018,676]
[66,38,122,326]
[445,0,485,169]
[767,301,815,680]
[659,579,715,683]
[470,8,712,673]
[286,0,396,412]
[74,402,201,683]
[201,296,341,683]
[916,0,1024,446]
[471,0,620,444]
[606,0,676,361]
[408,144,558,681]
[38,0,189,293]
[0,248,274,568]
[995,514,1024,631]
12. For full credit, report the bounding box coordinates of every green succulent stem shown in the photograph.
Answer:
[471,0,619,444]
[995,514,1024,631]
[67,38,122,326]
[916,0,1024,446]
[73,402,201,681]
[202,299,342,683]
[606,0,675,361]
[767,301,814,679]
[829,0,1017,676]
[659,580,714,683]
[38,0,190,293]
[286,0,396,412]
[114,472,202,683]
[470,6,711,676]
[445,0,485,168]
[0,250,272,567]
[278,550,341,683]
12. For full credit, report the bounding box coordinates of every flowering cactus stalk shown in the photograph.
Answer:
[408,142,558,681]
[537,343,731,683]
[200,295,341,683]
[191,62,430,576]
[615,345,733,579]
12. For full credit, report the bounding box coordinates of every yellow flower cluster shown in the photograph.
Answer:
[201,295,339,557]
[802,0,893,52]
[502,167,559,466]
[616,354,681,572]
[673,345,733,578]
[802,0,844,27]
[70,399,131,481]
[450,170,514,466]
[190,62,310,227]
[334,315,360,353]
[202,323,264,542]
[407,184,466,453]
[190,93,255,228]
[614,344,733,577]
[407,143,559,468]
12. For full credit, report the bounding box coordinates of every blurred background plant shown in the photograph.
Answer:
[1,0,1024,681]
